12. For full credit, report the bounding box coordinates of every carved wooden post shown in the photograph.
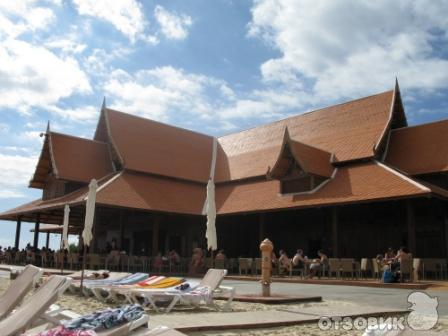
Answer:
[260,238,273,297]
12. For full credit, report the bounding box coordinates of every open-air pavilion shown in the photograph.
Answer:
[1,82,448,260]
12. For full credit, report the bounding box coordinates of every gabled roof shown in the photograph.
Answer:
[216,90,399,182]
[216,161,433,214]
[96,108,214,183]
[268,128,334,179]
[29,131,114,188]
[95,171,206,215]
[385,119,448,175]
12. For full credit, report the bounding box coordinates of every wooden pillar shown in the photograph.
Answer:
[33,214,40,249]
[14,216,22,250]
[443,202,448,259]
[152,215,160,256]
[331,207,339,257]
[406,199,416,255]
[45,232,50,249]
[118,210,125,250]
[259,213,266,243]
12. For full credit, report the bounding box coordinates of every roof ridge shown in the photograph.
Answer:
[105,107,215,140]
[50,131,109,146]
[391,117,448,133]
[374,160,430,192]
[218,90,394,139]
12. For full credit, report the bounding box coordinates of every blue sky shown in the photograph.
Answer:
[1,0,448,249]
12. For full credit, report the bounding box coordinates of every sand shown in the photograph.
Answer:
[0,277,446,335]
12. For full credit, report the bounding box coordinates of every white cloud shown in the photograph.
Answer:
[154,5,192,40]
[0,39,91,113]
[0,153,38,198]
[45,38,87,55]
[104,66,226,121]
[249,0,448,101]
[72,0,157,44]
[47,105,99,123]
[0,1,56,39]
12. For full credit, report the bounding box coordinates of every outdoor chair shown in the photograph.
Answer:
[140,256,150,272]
[359,258,370,279]
[54,251,65,269]
[0,264,43,320]
[412,258,421,282]
[238,258,251,275]
[204,257,214,270]
[422,259,442,280]
[340,258,355,279]
[399,257,413,282]
[328,258,341,278]
[0,275,72,336]
[214,258,226,270]
[371,258,382,280]
[254,258,262,275]
[69,253,80,270]
[129,255,144,272]
[4,252,12,264]
[41,252,52,268]
[88,253,101,270]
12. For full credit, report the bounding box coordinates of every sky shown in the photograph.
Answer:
[0,0,448,250]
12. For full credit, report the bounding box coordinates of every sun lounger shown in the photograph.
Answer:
[0,264,43,320]
[68,271,131,295]
[89,272,149,301]
[0,275,72,336]
[131,269,235,313]
[103,276,190,304]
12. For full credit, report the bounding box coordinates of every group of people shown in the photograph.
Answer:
[272,248,328,278]
[0,244,59,265]
[376,246,411,282]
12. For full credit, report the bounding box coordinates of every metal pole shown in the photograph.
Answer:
[14,216,22,250]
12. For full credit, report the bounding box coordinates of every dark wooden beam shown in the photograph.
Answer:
[331,207,339,257]
[406,199,416,255]
[14,216,22,250]
[45,232,50,249]
[33,214,40,249]
[444,202,448,259]
[259,213,266,243]
[119,209,125,250]
[152,215,160,256]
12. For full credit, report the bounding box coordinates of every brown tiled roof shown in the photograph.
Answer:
[104,109,214,183]
[269,128,334,179]
[216,161,431,214]
[29,132,114,188]
[216,90,395,182]
[95,171,206,215]
[51,132,114,183]
[0,173,118,223]
[385,119,448,175]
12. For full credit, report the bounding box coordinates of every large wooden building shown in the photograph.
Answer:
[2,82,448,259]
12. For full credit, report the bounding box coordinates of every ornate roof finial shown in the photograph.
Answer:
[395,77,400,93]
[41,121,50,137]
[101,96,106,110]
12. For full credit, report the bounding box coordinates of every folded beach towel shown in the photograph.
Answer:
[137,277,184,289]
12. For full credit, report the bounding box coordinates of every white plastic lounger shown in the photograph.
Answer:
[68,271,130,295]
[0,275,72,336]
[89,273,149,301]
[0,264,43,320]
[131,269,235,313]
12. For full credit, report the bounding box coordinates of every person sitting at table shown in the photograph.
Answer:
[292,249,305,271]
[215,249,226,260]
[307,250,328,279]
[278,250,292,275]
[384,247,396,264]
[153,252,163,273]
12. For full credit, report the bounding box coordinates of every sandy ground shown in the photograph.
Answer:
[0,277,446,335]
